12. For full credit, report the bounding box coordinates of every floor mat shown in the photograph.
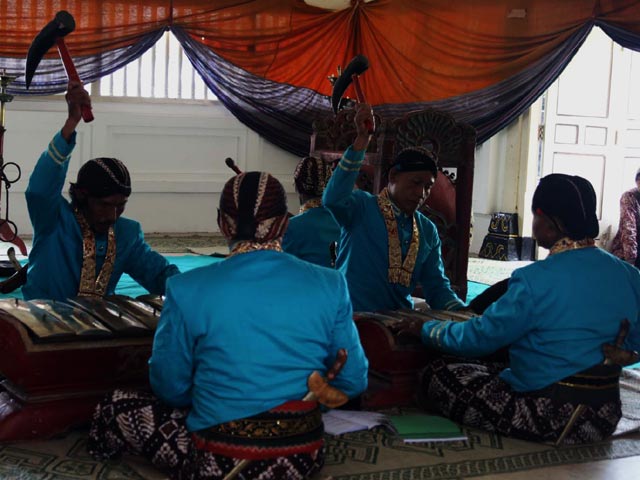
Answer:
[2,374,638,479]
[615,368,640,436]
[2,423,639,480]
[322,429,640,480]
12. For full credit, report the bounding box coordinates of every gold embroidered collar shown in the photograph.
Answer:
[549,237,595,256]
[73,208,116,297]
[376,188,420,287]
[299,198,322,214]
[229,239,283,257]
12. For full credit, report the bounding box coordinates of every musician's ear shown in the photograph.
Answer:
[387,167,397,184]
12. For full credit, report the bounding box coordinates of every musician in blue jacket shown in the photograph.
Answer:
[282,156,340,268]
[414,174,640,444]
[23,81,179,301]
[322,103,464,312]
[88,171,368,479]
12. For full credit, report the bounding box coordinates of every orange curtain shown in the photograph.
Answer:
[170,0,640,104]
[0,1,170,56]
[2,0,640,104]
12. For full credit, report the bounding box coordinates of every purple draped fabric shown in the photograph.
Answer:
[171,27,330,157]
[1,30,164,95]
[173,24,591,155]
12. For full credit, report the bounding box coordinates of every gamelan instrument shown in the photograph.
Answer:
[353,308,474,409]
[0,294,163,442]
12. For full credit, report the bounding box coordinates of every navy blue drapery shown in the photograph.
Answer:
[2,30,164,95]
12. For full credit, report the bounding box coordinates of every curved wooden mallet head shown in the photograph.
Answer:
[331,55,374,133]
[225,157,242,175]
[331,55,369,114]
[25,11,94,123]
[25,11,75,89]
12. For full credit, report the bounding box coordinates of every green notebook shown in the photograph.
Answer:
[389,414,467,443]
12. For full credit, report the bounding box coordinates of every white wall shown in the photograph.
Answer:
[3,96,301,236]
[470,105,538,254]
[4,94,532,255]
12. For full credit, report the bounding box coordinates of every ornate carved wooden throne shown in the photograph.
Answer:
[311,108,476,300]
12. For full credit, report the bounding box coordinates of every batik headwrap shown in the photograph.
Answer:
[219,172,289,243]
[72,157,132,198]
[390,146,438,177]
[294,156,333,197]
[532,173,599,240]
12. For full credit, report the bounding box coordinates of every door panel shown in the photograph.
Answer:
[556,29,612,119]
[542,26,626,246]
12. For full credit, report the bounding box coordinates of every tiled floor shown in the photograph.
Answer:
[474,455,640,480]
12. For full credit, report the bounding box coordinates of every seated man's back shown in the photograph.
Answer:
[154,248,367,429]
[89,171,368,480]
[283,156,339,268]
[415,174,640,445]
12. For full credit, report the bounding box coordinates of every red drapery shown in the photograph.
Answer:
[2,0,640,105]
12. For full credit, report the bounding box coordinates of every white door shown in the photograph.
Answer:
[541,26,640,249]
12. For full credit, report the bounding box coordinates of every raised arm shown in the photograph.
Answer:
[322,104,374,227]
[60,81,89,142]
[26,82,91,234]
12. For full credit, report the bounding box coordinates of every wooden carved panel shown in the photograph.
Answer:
[386,109,475,168]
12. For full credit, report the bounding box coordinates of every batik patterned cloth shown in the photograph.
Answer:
[419,357,622,445]
[218,172,289,243]
[611,188,640,267]
[87,390,324,480]
[293,157,333,198]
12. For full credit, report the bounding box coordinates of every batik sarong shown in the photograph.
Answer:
[419,356,621,444]
[88,390,324,479]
